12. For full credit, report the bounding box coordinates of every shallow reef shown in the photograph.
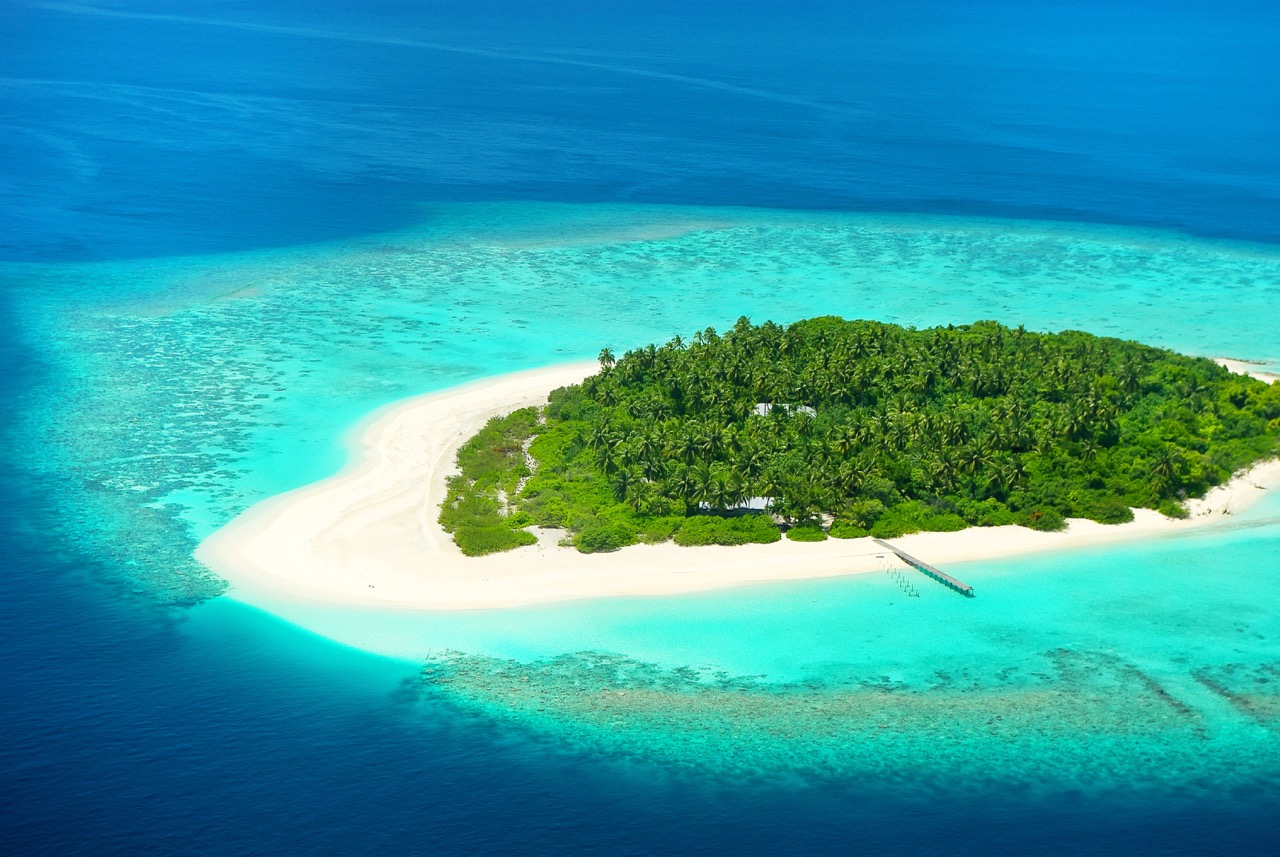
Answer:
[416,647,1280,797]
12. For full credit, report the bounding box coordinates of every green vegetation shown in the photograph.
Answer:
[673,514,782,547]
[441,318,1280,554]
[786,523,828,542]
[438,407,540,555]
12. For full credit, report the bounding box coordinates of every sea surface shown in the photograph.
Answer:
[3,2,1279,854]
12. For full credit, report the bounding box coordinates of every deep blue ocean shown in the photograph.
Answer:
[3,1,1279,853]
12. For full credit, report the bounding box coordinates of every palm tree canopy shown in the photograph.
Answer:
[448,318,1280,553]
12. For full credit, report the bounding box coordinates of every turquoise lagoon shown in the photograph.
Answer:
[10,202,1280,795]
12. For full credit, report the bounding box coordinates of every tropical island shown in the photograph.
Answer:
[441,318,1280,556]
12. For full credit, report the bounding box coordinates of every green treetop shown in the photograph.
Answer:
[441,318,1280,554]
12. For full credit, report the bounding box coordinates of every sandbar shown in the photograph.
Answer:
[197,362,1280,610]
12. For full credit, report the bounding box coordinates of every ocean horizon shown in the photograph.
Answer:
[3,2,1279,854]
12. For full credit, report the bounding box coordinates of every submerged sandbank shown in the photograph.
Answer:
[197,362,1280,611]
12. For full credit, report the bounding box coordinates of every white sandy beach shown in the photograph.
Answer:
[1215,357,1280,384]
[196,361,1280,611]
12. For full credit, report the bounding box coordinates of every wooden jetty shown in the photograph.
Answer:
[872,538,974,597]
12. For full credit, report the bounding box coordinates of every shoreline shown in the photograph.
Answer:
[196,362,1280,612]
[1214,357,1280,384]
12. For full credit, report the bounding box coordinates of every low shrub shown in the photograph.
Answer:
[786,525,827,542]
[525,495,570,528]
[728,513,782,544]
[921,513,967,533]
[438,485,501,533]
[1086,498,1134,524]
[546,384,590,421]
[673,517,724,546]
[1066,490,1134,525]
[455,407,539,492]
[439,408,546,555]
[454,526,537,556]
[1018,506,1067,532]
[828,520,870,539]
[870,518,918,539]
[1157,498,1190,519]
[973,500,1016,527]
[673,514,780,547]
[842,498,886,529]
[576,522,635,553]
[637,516,682,543]
[504,510,534,528]
[867,502,928,539]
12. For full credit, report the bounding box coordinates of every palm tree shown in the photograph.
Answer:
[1148,444,1182,495]
[666,465,698,509]
[626,479,659,515]
[985,454,1024,498]
[585,421,612,451]
[691,463,715,508]
[708,471,734,511]
[693,424,721,460]
[500,317,1272,552]
[1117,362,1141,396]
[928,453,958,494]
[595,433,624,473]
[672,430,699,465]
[835,460,867,496]
[633,430,658,461]
[612,468,635,502]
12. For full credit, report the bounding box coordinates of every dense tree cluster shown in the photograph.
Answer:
[445,318,1280,554]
